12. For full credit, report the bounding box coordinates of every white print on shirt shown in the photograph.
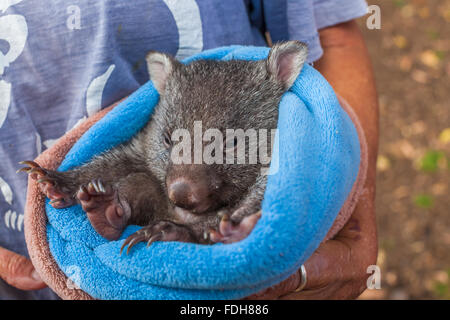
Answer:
[0,176,13,205]
[86,64,115,117]
[0,15,28,75]
[35,132,42,154]
[43,139,58,149]
[0,80,11,127]
[0,0,26,234]
[41,64,116,148]
[41,0,203,137]
[0,176,23,231]
[163,0,203,60]
[0,4,28,128]
[4,209,24,231]
[0,0,23,14]
[35,132,57,156]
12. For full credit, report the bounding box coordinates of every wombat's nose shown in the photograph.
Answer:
[167,179,210,212]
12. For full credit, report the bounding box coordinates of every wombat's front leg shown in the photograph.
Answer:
[76,172,166,240]
[17,160,81,208]
[209,211,261,244]
[210,175,266,243]
[18,145,165,240]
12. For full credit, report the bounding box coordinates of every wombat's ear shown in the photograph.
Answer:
[146,51,179,94]
[266,41,308,89]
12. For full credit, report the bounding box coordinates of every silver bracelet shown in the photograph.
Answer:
[294,265,307,292]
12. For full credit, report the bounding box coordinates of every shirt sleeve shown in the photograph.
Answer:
[252,0,368,63]
[313,0,368,30]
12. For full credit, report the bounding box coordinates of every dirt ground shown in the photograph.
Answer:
[356,0,449,299]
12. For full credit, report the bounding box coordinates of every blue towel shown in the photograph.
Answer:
[46,45,360,300]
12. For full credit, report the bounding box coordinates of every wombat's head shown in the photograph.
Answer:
[144,41,308,214]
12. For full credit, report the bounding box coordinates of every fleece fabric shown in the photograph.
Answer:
[25,45,363,299]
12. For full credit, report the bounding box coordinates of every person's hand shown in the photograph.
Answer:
[246,19,380,299]
[245,187,377,299]
[0,246,47,290]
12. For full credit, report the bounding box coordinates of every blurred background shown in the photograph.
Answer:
[357,0,449,299]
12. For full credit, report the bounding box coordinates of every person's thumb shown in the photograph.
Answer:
[0,246,47,290]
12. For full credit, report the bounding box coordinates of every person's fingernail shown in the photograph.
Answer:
[31,270,42,282]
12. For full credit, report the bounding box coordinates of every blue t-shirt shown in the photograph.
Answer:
[0,0,367,299]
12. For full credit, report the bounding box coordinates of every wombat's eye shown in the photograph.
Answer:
[163,131,172,148]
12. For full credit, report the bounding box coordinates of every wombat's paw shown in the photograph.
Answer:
[77,179,130,241]
[17,160,75,208]
[120,221,196,254]
[209,210,262,244]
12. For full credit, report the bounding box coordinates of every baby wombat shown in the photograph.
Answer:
[19,41,308,253]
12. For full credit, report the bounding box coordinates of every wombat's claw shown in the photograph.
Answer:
[217,210,230,221]
[17,160,46,177]
[49,199,66,207]
[120,233,144,255]
[120,229,162,255]
[18,160,53,182]
[17,160,40,170]
[77,179,113,205]
[85,179,106,194]
[77,180,130,241]
[210,211,262,244]
[16,167,31,173]
[30,167,47,176]
[17,160,74,209]
[18,161,51,183]
[120,229,151,255]
[120,221,196,255]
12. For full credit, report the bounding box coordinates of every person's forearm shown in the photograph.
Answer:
[315,20,379,172]
[282,20,379,299]
[0,246,46,290]
[313,20,378,296]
